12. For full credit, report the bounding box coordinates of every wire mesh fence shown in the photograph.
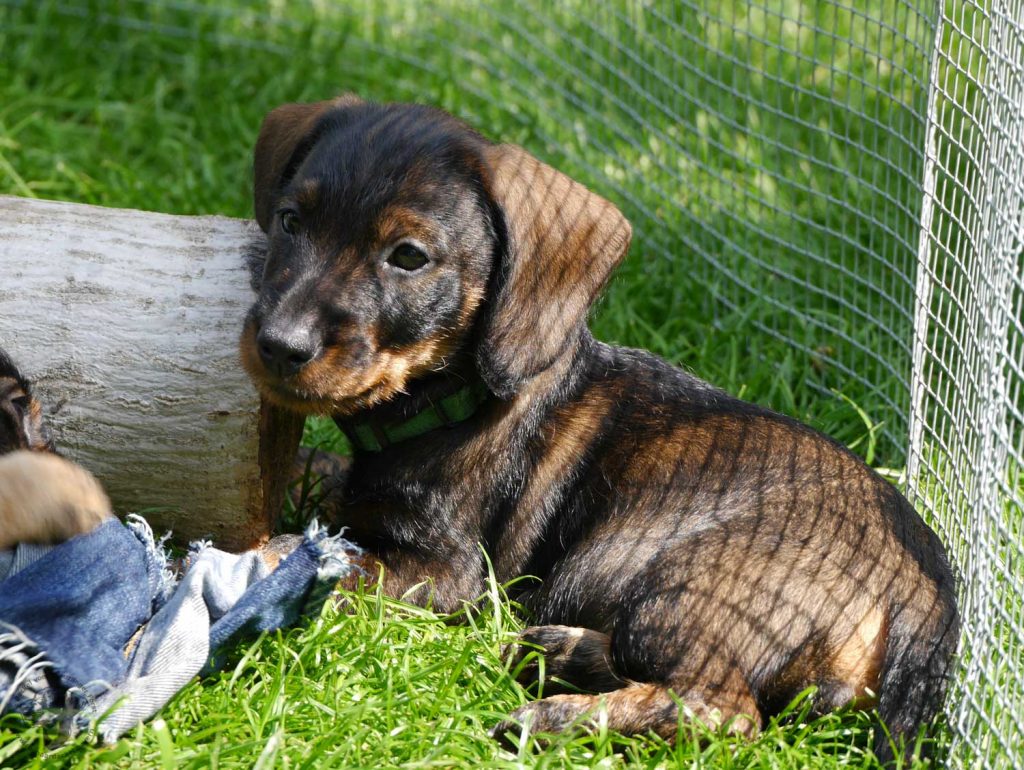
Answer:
[905,1,1024,765]
[1,0,1022,766]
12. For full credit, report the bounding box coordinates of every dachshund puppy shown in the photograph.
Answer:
[241,97,959,761]
[0,348,112,547]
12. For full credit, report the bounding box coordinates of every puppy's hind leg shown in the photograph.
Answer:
[507,625,623,696]
[492,677,760,746]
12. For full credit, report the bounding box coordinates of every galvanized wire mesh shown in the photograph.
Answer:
[2,0,1023,766]
[905,1,1024,765]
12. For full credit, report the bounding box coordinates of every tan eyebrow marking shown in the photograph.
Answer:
[375,206,443,245]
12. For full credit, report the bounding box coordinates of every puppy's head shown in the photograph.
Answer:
[242,96,631,415]
[0,348,54,455]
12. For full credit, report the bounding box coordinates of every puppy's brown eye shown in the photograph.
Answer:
[279,210,300,236]
[387,243,429,271]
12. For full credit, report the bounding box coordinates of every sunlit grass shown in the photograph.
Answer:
[0,575,943,769]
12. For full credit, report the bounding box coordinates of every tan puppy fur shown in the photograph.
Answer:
[0,451,112,549]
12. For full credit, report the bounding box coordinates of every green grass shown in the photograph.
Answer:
[0,579,928,769]
[0,1,951,767]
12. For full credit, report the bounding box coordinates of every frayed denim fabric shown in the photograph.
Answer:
[0,518,160,717]
[0,516,354,742]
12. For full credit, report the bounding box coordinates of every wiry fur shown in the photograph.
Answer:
[243,97,959,763]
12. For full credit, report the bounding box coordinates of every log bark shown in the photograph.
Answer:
[0,195,303,549]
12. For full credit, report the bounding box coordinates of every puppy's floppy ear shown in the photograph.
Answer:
[253,94,363,232]
[26,401,54,452]
[477,144,632,398]
[1,393,55,453]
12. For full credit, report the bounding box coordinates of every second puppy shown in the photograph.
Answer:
[0,348,111,548]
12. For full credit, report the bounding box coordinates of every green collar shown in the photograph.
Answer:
[334,379,491,453]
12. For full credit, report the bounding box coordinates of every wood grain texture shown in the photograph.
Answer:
[0,195,299,548]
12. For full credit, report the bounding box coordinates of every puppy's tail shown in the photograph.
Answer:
[874,579,960,764]
[0,450,112,550]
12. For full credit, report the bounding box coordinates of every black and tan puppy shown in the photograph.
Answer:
[0,348,111,548]
[241,97,959,760]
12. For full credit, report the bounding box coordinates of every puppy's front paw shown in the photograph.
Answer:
[258,533,305,571]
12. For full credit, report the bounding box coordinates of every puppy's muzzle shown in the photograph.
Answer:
[256,321,323,378]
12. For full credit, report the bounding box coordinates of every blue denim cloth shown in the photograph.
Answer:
[0,518,160,716]
[0,516,354,742]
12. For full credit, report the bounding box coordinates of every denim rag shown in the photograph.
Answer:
[0,516,355,742]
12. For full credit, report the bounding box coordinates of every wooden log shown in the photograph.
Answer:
[0,195,304,549]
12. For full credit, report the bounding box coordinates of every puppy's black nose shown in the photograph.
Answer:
[256,325,321,377]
